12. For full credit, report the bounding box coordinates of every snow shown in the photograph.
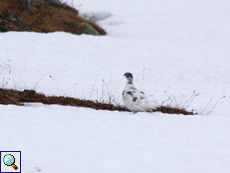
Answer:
[0,0,230,172]
[2,104,230,172]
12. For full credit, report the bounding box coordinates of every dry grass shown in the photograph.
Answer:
[153,105,194,115]
[0,0,106,35]
[0,88,128,111]
[0,88,195,115]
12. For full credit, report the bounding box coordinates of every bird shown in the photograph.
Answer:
[122,72,155,113]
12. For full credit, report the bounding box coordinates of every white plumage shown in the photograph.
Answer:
[122,72,154,113]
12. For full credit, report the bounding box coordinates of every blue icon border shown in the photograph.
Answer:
[0,151,21,173]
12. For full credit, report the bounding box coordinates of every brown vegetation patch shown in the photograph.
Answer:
[0,0,106,35]
[153,106,195,115]
[0,88,127,111]
[0,88,195,115]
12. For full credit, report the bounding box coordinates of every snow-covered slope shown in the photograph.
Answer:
[2,104,230,173]
[0,0,229,172]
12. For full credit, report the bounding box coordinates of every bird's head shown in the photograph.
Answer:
[124,72,133,79]
[124,72,133,84]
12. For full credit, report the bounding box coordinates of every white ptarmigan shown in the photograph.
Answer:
[122,72,154,113]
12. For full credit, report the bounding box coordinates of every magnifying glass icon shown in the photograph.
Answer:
[3,154,18,170]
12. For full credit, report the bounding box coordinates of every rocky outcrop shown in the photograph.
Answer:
[0,0,106,35]
[76,23,100,36]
